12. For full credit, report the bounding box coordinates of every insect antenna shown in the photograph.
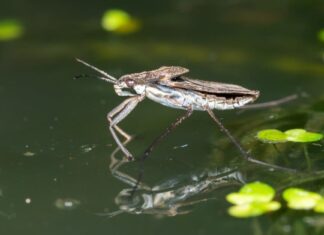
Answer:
[73,73,117,84]
[76,58,117,84]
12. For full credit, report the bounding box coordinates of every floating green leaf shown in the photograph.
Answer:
[228,201,281,218]
[257,129,287,143]
[101,9,140,34]
[228,203,263,218]
[284,129,323,143]
[283,188,322,210]
[226,193,255,205]
[228,184,324,216]
[240,181,275,203]
[314,199,324,213]
[227,182,275,205]
[257,128,323,143]
[226,182,280,218]
[0,19,23,41]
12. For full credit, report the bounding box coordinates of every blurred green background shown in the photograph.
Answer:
[1,0,324,234]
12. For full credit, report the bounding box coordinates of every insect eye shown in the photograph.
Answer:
[171,76,184,82]
[125,79,135,87]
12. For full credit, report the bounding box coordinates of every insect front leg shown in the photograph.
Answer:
[108,95,145,160]
[108,98,135,141]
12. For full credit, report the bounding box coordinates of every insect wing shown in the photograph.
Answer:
[158,76,259,96]
[121,66,189,84]
[144,66,189,83]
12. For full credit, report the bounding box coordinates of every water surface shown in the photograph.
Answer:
[1,1,324,234]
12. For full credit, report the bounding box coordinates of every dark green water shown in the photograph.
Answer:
[1,1,324,234]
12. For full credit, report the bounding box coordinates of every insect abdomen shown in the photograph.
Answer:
[145,84,255,111]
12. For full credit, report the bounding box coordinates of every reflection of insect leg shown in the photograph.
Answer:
[108,95,145,160]
[131,108,193,196]
[109,139,150,190]
[205,108,296,172]
[110,139,131,162]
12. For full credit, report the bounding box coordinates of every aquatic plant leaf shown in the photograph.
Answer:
[256,129,287,143]
[239,182,275,202]
[226,182,280,218]
[264,201,281,211]
[257,128,323,143]
[283,188,322,210]
[284,129,323,143]
[0,19,23,41]
[226,193,255,205]
[228,203,264,218]
[101,9,140,34]
[228,201,281,218]
[226,182,275,205]
[314,199,324,213]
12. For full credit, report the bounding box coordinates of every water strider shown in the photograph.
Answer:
[76,59,295,172]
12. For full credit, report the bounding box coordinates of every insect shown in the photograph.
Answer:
[76,59,294,172]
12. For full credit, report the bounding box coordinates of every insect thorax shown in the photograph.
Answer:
[133,84,146,95]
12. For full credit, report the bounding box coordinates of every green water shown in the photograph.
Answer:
[1,1,324,234]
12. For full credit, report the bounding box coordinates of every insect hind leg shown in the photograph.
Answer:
[238,94,298,110]
[205,108,296,173]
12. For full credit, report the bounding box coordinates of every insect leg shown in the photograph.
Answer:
[142,107,193,161]
[107,99,135,141]
[131,107,193,197]
[108,95,145,160]
[205,108,296,172]
[238,94,298,110]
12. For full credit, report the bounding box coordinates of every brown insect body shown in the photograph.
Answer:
[118,66,259,111]
[76,59,260,160]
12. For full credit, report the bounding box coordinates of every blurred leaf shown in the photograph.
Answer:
[0,19,23,41]
[101,9,140,34]
[314,199,324,213]
[314,198,324,213]
[285,129,323,143]
[228,203,264,218]
[227,182,275,205]
[226,182,280,218]
[228,201,281,218]
[226,193,256,205]
[257,129,287,143]
[318,29,324,43]
[283,188,322,210]
[239,182,275,203]
[271,56,324,76]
